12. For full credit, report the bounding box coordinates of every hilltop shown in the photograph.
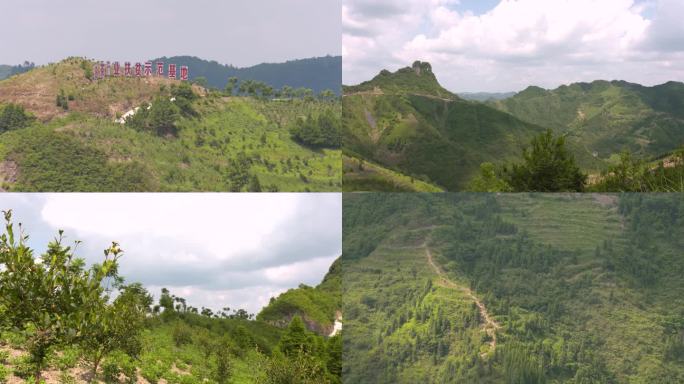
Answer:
[258,258,342,336]
[0,57,341,192]
[344,61,456,100]
[342,193,684,383]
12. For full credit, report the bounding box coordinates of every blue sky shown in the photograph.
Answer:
[0,0,341,67]
[0,194,341,315]
[343,0,683,92]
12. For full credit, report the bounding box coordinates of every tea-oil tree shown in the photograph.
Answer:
[0,210,135,380]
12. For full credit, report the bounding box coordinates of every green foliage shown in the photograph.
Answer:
[102,351,137,383]
[173,322,194,347]
[466,162,512,192]
[79,280,150,377]
[0,365,8,384]
[10,129,155,191]
[591,149,684,192]
[55,89,68,110]
[289,108,341,148]
[214,341,232,384]
[342,194,684,383]
[259,351,330,384]
[258,283,340,330]
[0,212,127,379]
[278,316,313,357]
[0,103,34,133]
[226,152,252,192]
[504,130,586,191]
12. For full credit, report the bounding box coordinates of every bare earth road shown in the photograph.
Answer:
[423,243,501,358]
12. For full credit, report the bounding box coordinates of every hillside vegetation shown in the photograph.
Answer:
[489,81,684,163]
[0,57,341,192]
[343,62,543,190]
[0,212,342,383]
[342,193,684,383]
[343,61,684,191]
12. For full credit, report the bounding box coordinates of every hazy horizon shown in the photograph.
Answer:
[0,0,341,68]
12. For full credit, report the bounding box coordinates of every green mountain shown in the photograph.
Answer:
[489,80,684,168]
[342,193,684,383]
[343,61,544,190]
[258,258,342,336]
[0,57,341,192]
[152,55,342,95]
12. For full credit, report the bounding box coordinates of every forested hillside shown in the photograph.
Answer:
[259,259,342,336]
[0,57,341,192]
[489,80,684,169]
[342,62,543,191]
[0,212,342,383]
[151,56,341,95]
[342,193,684,383]
[343,61,684,192]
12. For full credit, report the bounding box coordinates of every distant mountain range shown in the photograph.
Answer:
[458,91,516,101]
[150,55,341,95]
[343,60,684,191]
[0,62,35,80]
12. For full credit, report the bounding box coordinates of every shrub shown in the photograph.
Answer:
[0,103,34,133]
[173,322,193,347]
[56,90,68,110]
[504,129,586,192]
[52,346,79,370]
[0,365,9,384]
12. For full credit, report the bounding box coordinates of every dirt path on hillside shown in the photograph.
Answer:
[343,90,455,103]
[421,240,501,358]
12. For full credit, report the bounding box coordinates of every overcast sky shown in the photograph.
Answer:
[0,193,341,315]
[343,0,684,92]
[0,0,341,67]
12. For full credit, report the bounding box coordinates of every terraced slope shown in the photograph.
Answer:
[342,193,684,383]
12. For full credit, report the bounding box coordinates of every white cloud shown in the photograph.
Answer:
[1,193,341,315]
[343,0,684,92]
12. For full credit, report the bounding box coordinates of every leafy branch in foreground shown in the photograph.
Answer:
[0,210,148,381]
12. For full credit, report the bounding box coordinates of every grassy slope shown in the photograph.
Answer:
[342,155,443,192]
[342,194,684,383]
[342,63,543,191]
[489,81,684,171]
[0,58,341,192]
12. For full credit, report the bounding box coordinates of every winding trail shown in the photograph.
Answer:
[418,233,501,359]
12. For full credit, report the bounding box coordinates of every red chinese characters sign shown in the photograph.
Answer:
[91,59,189,81]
